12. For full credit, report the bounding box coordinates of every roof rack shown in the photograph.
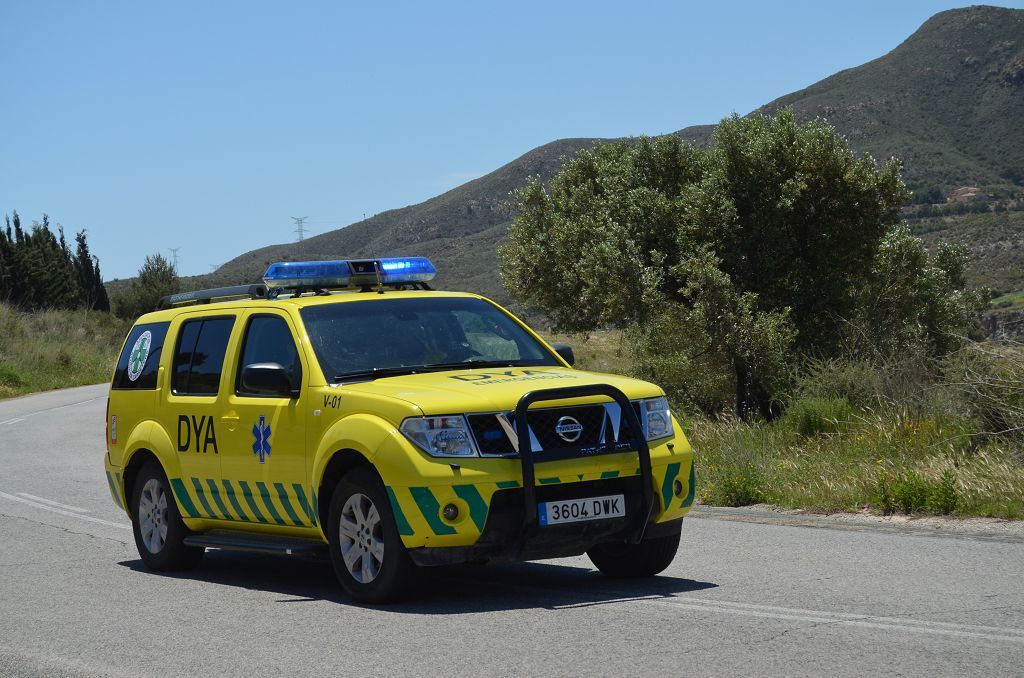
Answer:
[157,284,267,310]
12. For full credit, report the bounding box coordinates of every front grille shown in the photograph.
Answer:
[467,401,645,457]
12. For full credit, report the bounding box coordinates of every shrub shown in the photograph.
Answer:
[781,397,854,436]
[873,468,961,515]
[705,468,766,507]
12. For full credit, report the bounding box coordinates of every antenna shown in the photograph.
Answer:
[168,247,181,272]
[291,216,310,242]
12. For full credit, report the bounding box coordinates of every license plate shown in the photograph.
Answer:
[537,494,625,526]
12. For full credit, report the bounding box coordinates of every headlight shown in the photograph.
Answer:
[642,396,674,440]
[400,416,480,457]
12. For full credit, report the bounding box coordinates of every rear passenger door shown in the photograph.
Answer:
[219,311,313,530]
[163,313,238,521]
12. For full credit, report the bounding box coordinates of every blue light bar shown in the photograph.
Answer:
[261,257,436,290]
[378,257,436,284]
[262,260,352,289]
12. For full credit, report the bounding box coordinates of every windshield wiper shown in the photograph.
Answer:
[420,359,525,370]
[332,366,432,382]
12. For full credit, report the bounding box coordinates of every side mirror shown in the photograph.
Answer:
[550,342,575,366]
[241,362,297,397]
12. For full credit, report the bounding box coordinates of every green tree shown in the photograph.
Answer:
[500,110,980,418]
[113,253,180,319]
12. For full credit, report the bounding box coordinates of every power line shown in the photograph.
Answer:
[291,216,310,242]
[168,247,181,272]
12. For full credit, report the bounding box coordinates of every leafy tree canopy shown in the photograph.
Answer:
[500,110,986,417]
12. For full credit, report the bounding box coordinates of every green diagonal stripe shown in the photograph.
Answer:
[115,473,125,503]
[600,470,620,480]
[256,481,286,525]
[222,480,249,522]
[311,489,320,526]
[682,460,696,508]
[206,479,233,520]
[385,486,414,536]
[106,471,122,509]
[274,482,305,526]
[190,477,217,518]
[661,462,682,512]
[170,478,200,518]
[539,477,560,485]
[496,480,519,489]
[237,480,268,524]
[409,487,457,535]
[452,484,488,532]
[292,484,315,526]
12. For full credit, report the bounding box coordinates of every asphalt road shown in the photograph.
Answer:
[1,384,1022,677]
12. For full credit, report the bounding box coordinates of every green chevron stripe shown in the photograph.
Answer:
[222,480,249,522]
[385,486,414,536]
[496,480,519,489]
[105,472,122,509]
[452,484,488,532]
[205,479,233,520]
[237,480,268,524]
[274,482,304,526]
[256,481,286,525]
[292,484,315,525]
[538,477,560,485]
[170,478,200,518]
[190,477,217,518]
[115,473,125,502]
[311,489,320,525]
[600,470,620,480]
[409,487,456,535]
[682,461,696,508]
[661,462,682,512]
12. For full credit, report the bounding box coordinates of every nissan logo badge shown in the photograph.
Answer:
[555,416,583,443]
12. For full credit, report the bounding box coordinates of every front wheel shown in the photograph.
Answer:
[587,530,680,578]
[130,461,204,571]
[327,466,417,603]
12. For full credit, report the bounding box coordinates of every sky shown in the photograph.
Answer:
[2,0,1022,280]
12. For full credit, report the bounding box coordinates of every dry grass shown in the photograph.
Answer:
[0,304,128,398]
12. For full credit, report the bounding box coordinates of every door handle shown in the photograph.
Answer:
[220,413,240,431]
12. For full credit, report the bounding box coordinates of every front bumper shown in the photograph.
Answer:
[406,475,685,566]
[383,449,695,551]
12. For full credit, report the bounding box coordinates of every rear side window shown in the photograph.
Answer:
[236,315,302,395]
[172,317,235,396]
[112,322,170,390]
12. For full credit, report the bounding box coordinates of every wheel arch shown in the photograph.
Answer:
[122,420,181,517]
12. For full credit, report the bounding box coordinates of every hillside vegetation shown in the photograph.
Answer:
[133,6,1024,313]
[0,304,127,397]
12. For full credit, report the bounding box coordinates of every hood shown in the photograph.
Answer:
[338,365,664,414]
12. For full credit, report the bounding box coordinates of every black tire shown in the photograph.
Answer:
[130,461,204,571]
[328,466,418,603]
[587,530,680,578]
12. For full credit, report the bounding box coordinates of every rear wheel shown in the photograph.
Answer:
[130,461,204,571]
[328,466,417,603]
[587,530,680,578]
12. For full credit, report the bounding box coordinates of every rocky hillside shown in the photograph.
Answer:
[145,6,1023,310]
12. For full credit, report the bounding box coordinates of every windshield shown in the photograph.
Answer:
[300,296,560,379]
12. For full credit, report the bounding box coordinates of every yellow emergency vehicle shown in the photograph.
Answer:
[104,257,695,602]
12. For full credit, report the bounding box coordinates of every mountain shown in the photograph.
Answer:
[142,5,1023,309]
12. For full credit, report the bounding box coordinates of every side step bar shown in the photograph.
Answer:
[183,530,328,557]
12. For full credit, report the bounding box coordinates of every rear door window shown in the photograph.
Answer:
[172,317,235,396]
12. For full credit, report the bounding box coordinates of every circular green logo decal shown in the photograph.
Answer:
[127,331,152,382]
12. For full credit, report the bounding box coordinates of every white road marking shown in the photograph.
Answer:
[0,397,102,427]
[638,595,1024,644]
[0,491,129,530]
[17,493,90,513]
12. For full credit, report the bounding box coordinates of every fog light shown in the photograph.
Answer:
[443,503,459,521]
[673,479,684,497]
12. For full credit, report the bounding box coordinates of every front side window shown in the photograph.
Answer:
[236,315,302,394]
[172,317,235,396]
[300,297,559,380]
